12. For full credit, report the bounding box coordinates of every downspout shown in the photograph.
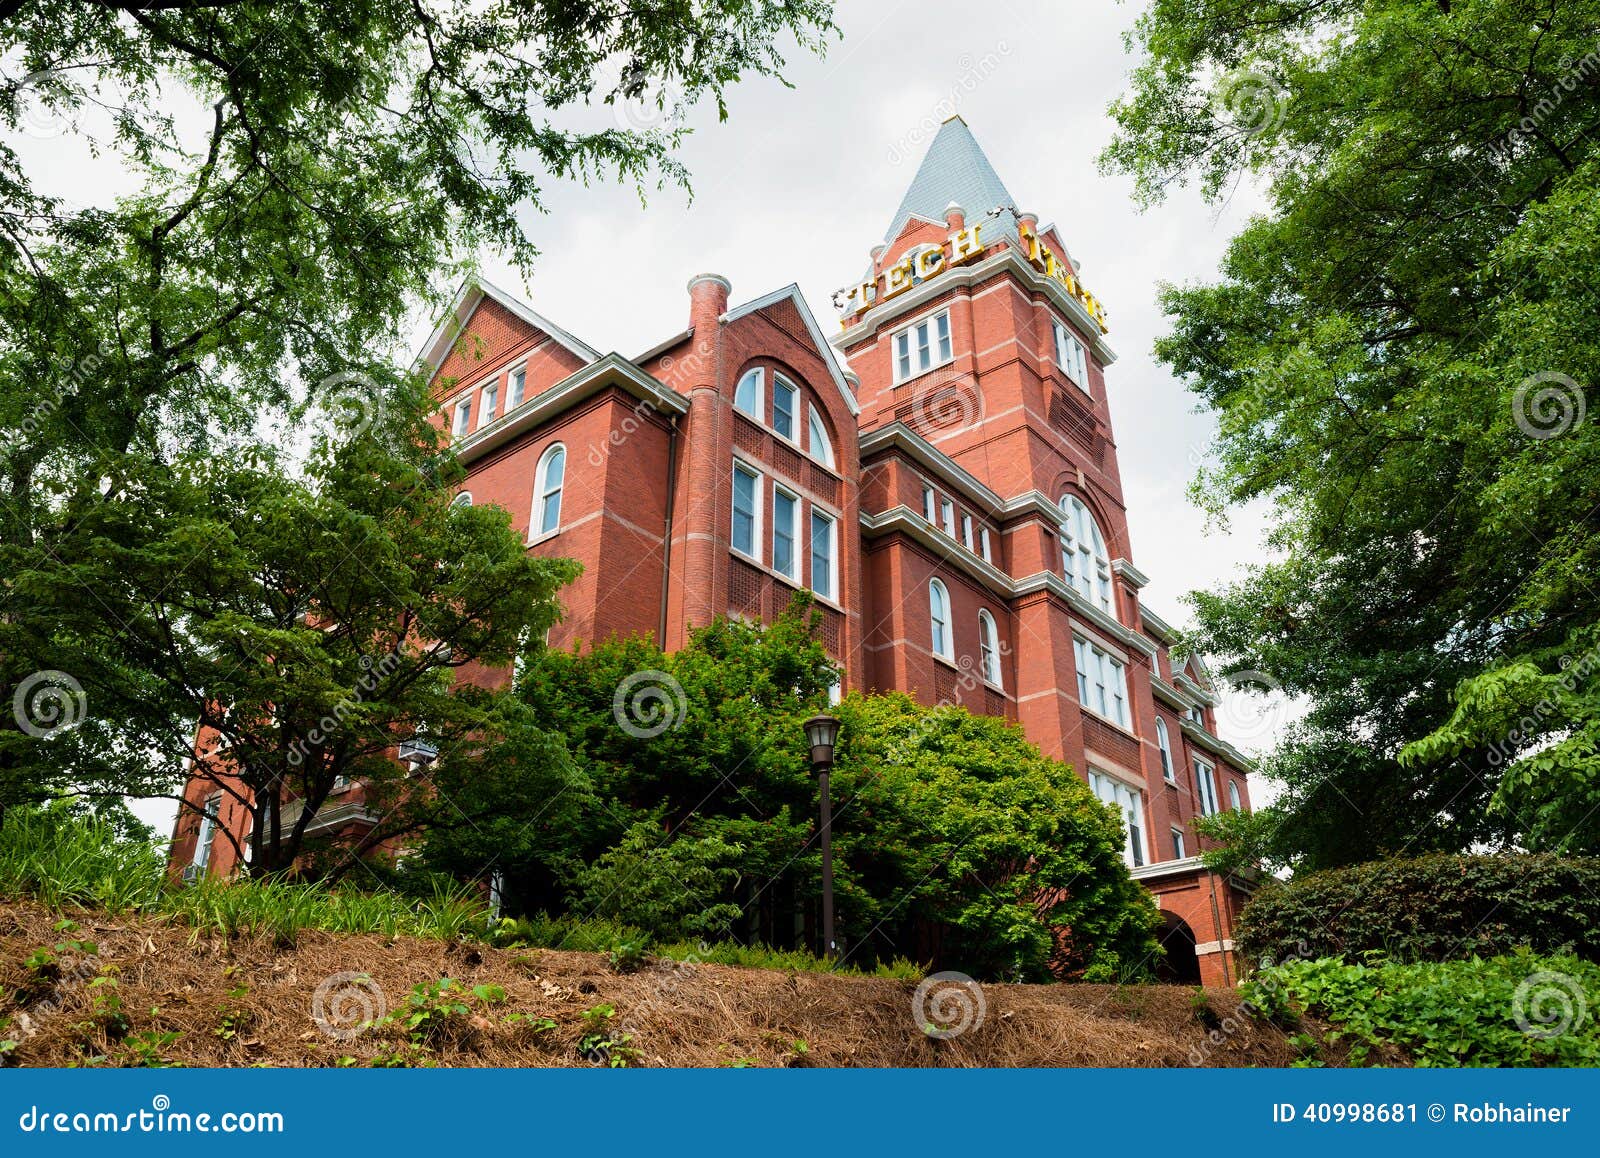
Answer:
[658,411,680,646]
[1206,868,1232,986]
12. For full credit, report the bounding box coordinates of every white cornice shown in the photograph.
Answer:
[453,354,688,467]
[418,277,601,374]
[1012,572,1159,657]
[833,248,1118,367]
[1180,719,1256,773]
[858,423,1066,529]
[1112,558,1150,589]
[859,506,1014,595]
[1140,606,1182,645]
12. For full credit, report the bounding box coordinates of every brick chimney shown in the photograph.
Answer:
[687,272,730,331]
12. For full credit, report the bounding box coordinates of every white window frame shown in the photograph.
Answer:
[771,483,799,581]
[960,512,974,551]
[193,793,222,870]
[891,308,954,384]
[807,404,835,468]
[478,378,498,428]
[1073,636,1129,728]
[1053,318,1089,392]
[978,609,1002,689]
[1171,827,1186,860]
[827,673,843,706]
[507,364,527,410]
[921,483,936,523]
[450,491,473,509]
[450,395,472,438]
[940,497,955,538]
[1060,494,1114,616]
[810,508,837,601]
[533,443,566,538]
[1229,779,1242,811]
[1089,770,1146,869]
[734,367,764,421]
[929,578,953,661]
[979,527,992,562]
[1196,758,1220,817]
[1155,717,1175,781]
[731,460,763,561]
[772,374,799,443]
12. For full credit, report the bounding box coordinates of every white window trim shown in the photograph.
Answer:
[771,482,800,582]
[1073,635,1130,729]
[929,577,954,661]
[891,306,955,385]
[1155,716,1175,781]
[979,526,992,562]
[1053,317,1090,394]
[450,395,472,438]
[960,512,974,551]
[809,506,839,604]
[940,497,955,538]
[1171,826,1186,860]
[978,609,1002,690]
[532,442,567,541]
[1089,769,1147,869]
[477,377,499,429]
[507,363,528,411]
[807,403,835,468]
[1229,779,1242,811]
[451,491,473,509]
[921,483,936,523]
[1195,758,1219,817]
[734,367,765,423]
[193,793,222,870]
[731,459,764,563]
[1061,494,1115,618]
[771,373,800,446]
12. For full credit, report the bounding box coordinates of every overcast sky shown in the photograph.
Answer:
[24,0,1294,836]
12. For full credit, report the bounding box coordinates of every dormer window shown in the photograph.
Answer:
[892,310,953,383]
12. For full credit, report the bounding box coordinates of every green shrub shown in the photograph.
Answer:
[488,912,648,954]
[654,938,924,979]
[1238,853,1600,966]
[1248,954,1600,1067]
[0,806,166,912]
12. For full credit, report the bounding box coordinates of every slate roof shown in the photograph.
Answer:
[882,115,1024,248]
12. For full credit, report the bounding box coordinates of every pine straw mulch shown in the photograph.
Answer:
[0,902,1316,1068]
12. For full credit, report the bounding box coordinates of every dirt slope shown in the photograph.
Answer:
[1,902,1304,1067]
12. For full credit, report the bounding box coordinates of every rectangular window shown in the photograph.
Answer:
[979,527,992,562]
[1054,319,1089,392]
[772,486,797,579]
[1089,771,1146,869]
[960,513,974,551]
[773,377,797,440]
[478,381,498,428]
[451,397,471,438]
[1172,827,1186,860]
[193,794,221,870]
[508,366,526,409]
[892,310,954,382]
[732,462,760,558]
[921,484,936,523]
[1196,759,1219,816]
[810,509,836,600]
[1073,637,1130,728]
[940,498,954,538]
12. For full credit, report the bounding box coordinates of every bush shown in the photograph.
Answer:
[1238,853,1600,967]
[0,805,166,912]
[1247,954,1600,1066]
[654,938,924,979]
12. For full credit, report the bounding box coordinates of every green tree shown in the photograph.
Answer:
[514,600,1158,980]
[14,405,584,875]
[0,0,837,817]
[1104,0,1600,864]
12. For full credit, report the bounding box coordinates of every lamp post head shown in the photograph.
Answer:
[803,713,841,771]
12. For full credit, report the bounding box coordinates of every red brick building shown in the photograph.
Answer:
[172,117,1256,984]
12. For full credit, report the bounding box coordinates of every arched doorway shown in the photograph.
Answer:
[1155,911,1202,984]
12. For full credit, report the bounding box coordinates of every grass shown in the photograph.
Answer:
[0,808,924,979]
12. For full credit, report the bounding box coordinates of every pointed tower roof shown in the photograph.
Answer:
[883,116,1022,246]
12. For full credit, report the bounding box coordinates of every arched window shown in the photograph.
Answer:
[1060,494,1113,615]
[1228,780,1242,811]
[534,444,566,537]
[978,610,1002,688]
[929,579,953,660]
[734,367,763,420]
[1155,717,1174,780]
[808,404,835,467]
[450,492,473,508]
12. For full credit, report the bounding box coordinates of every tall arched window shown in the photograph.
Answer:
[450,492,473,509]
[1228,780,1242,811]
[534,444,566,537]
[929,579,953,660]
[1155,717,1174,781]
[808,404,835,467]
[978,610,1002,688]
[1060,494,1113,615]
[734,367,763,420]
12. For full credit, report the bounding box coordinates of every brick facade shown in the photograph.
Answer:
[172,117,1257,984]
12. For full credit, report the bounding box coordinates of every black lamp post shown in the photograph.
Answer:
[803,713,842,959]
